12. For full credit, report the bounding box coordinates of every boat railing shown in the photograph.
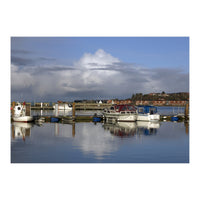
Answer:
[120,111,136,114]
[106,110,116,113]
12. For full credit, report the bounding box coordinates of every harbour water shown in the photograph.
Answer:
[11,107,189,163]
[31,106,186,117]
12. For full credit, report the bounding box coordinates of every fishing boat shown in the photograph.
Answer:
[12,102,33,122]
[53,103,72,110]
[102,104,137,122]
[136,105,160,121]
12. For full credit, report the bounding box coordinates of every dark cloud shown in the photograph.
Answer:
[11,49,33,55]
[11,55,59,67]
[23,66,76,76]
[44,66,75,71]
[38,57,56,61]
[149,68,189,92]
[11,48,57,66]
[11,56,35,66]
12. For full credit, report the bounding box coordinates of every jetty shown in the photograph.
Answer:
[30,102,111,110]
[73,103,111,110]
[11,101,189,123]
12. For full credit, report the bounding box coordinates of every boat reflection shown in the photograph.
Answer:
[136,121,160,136]
[11,120,188,162]
[54,122,76,137]
[184,122,189,134]
[103,122,137,137]
[11,122,33,141]
[103,121,160,137]
[53,109,72,116]
[11,119,187,146]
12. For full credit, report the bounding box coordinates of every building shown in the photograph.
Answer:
[135,100,188,106]
[107,99,132,105]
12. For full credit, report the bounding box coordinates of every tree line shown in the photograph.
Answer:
[131,92,189,101]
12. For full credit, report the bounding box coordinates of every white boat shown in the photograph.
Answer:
[103,104,137,122]
[12,102,33,122]
[136,105,160,121]
[53,103,72,110]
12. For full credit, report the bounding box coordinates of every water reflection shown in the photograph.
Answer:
[136,121,160,136]
[184,122,189,134]
[53,109,72,116]
[11,120,189,142]
[103,121,160,137]
[103,122,137,137]
[53,121,161,139]
[11,122,33,141]
[54,122,76,137]
[11,120,189,162]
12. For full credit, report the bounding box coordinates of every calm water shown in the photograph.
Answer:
[11,108,189,163]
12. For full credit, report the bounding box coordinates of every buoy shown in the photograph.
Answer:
[171,116,179,121]
[93,117,102,122]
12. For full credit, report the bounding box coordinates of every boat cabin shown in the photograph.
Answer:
[137,105,158,114]
[108,104,136,113]
[14,102,25,116]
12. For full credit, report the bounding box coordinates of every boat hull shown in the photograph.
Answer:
[137,113,160,121]
[53,104,72,110]
[13,116,34,122]
[103,112,137,122]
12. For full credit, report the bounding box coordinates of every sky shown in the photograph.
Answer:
[11,37,189,102]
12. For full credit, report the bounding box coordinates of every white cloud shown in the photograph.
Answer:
[11,64,35,91]
[75,49,120,69]
[11,49,189,101]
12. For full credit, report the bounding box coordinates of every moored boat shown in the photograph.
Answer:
[53,103,72,110]
[171,116,179,121]
[12,102,33,122]
[51,117,60,122]
[102,104,137,122]
[136,105,160,121]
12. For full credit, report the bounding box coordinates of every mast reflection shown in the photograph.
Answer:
[54,122,76,137]
[184,122,189,134]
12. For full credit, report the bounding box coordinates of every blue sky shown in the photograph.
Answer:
[11,37,189,70]
[11,37,189,102]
